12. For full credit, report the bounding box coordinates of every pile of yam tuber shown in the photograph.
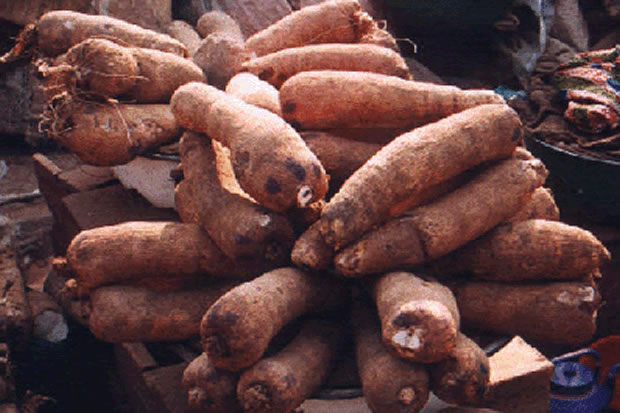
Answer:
[23,1,611,412]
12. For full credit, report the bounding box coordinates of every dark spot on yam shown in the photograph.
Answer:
[235,151,250,167]
[512,126,522,142]
[234,233,252,245]
[288,119,302,130]
[393,313,420,328]
[281,101,296,114]
[282,374,297,388]
[285,158,306,181]
[312,163,322,177]
[103,23,114,32]
[476,384,487,399]
[258,67,274,81]
[277,73,288,84]
[479,362,489,375]
[265,177,281,194]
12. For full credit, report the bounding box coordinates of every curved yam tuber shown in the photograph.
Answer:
[371,272,460,363]
[89,282,237,343]
[46,97,181,166]
[225,72,281,115]
[236,319,343,413]
[318,103,522,250]
[37,10,188,57]
[182,353,242,413]
[200,267,346,371]
[453,280,601,345]
[177,132,295,267]
[245,0,394,56]
[280,71,505,130]
[353,302,430,413]
[242,43,411,88]
[429,332,490,406]
[171,82,328,212]
[66,221,245,291]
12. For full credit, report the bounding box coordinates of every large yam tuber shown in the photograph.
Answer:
[335,158,547,276]
[242,43,411,88]
[171,82,328,212]
[60,38,205,103]
[371,272,460,363]
[236,319,344,413]
[36,10,188,57]
[245,0,396,56]
[353,301,430,413]
[316,103,522,250]
[66,221,248,291]
[453,281,601,345]
[182,353,242,413]
[429,332,490,406]
[89,282,237,342]
[45,96,181,166]
[177,132,294,267]
[200,267,347,371]
[435,219,610,282]
[225,72,282,115]
[280,71,505,130]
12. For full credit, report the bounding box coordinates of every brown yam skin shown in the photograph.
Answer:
[371,272,460,363]
[48,99,181,166]
[62,38,139,99]
[66,222,242,291]
[506,187,559,223]
[196,11,245,40]
[353,302,430,413]
[193,32,250,90]
[37,10,188,57]
[62,39,205,102]
[225,72,282,116]
[335,158,546,276]
[242,43,411,89]
[429,332,490,406]
[302,131,381,192]
[280,71,505,130]
[127,47,205,103]
[200,267,346,371]
[89,282,237,343]
[178,132,295,267]
[444,219,611,282]
[244,0,362,57]
[236,319,343,413]
[453,281,601,345]
[290,221,334,271]
[171,82,329,212]
[166,20,202,56]
[317,103,521,250]
[182,353,242,413]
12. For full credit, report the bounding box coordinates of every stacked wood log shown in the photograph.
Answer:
[16,2,612,412]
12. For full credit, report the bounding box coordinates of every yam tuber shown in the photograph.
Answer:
[245,0,397,57]
[36,10,188,57]
[65,221,249,291]
[182,353,242,413]
[334,157,546,276]
[242,43,411,88]
[236,319,344,413]
[225,72,282,116]
[317,103,522,250]
[505,186,559,223]
[200,267,347,371]
[89,282,237,342]
[279,71,505,130]
[452,280,601,345]
[429,332,490,406]
[290,221,334,271]
[196,11,245,40]
[45,95,181,166]
[371,272,460,363]
[177,132,295,267]
[433,219,610,282]
[60,38,205,103]
[171,82,328,212]
[353,301,430,413]
[166,20,202,56]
